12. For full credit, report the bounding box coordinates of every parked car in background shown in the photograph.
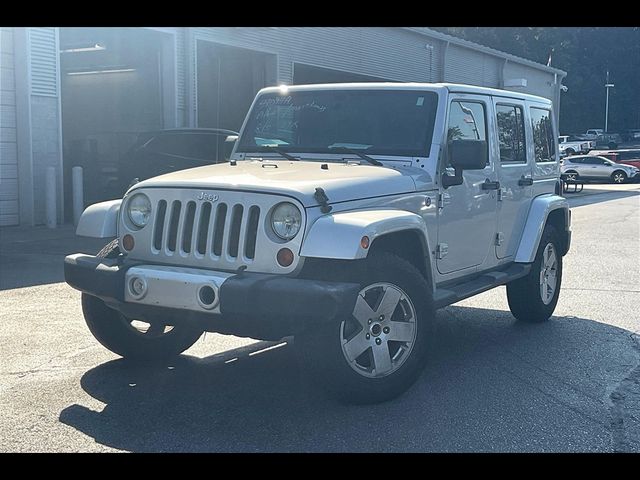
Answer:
[558,135,591,156]
[561,155,639,183]
[582,129,604,141]
[590,149,640,170]
[621,129,640,142]
[110,128,238,196]
[594,133,622,150]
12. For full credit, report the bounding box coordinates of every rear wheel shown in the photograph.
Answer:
[82,241,204,361]
[565,148,575,156]
[507,225,562,323]
[611,171,627,184]
[297,252,435,404]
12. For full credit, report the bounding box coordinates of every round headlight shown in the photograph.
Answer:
[127,193,152,228]
[271,202,302,240]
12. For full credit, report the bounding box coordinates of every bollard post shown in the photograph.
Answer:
[72,166,84,226]
[45,166,57,229]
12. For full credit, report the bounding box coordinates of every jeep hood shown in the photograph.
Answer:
[132,160,418,207]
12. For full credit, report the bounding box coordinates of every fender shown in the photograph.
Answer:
[75,199,121,238]
[514,194,570,263]
[300,209,435,290]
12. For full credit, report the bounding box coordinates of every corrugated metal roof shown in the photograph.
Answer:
[404,27,567,77]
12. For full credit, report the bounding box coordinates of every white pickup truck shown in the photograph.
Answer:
[558,135,593,156]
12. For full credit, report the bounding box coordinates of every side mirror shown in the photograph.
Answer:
[448,139,488,170]
[442,140,487,188]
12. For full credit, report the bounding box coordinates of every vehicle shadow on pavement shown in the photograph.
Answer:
[59,305,640,452]
[565,188,638,207]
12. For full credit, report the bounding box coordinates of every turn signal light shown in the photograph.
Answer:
[122,234,135,251]
[360,236,370,249]
[277,248,294,267]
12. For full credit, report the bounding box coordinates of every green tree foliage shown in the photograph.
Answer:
[432,27,640,134]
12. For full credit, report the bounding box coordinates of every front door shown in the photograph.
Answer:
[437,96,497,274]
[590,157,612,178]
[494,101,533,259]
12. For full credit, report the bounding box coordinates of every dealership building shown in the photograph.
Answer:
[0,27,567,227]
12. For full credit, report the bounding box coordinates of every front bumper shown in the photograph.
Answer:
[64,254,360,340]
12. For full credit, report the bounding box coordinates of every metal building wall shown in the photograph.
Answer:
[28,28,63,225]
[0,28,19,226]
[185,27,445,125]
[5,27,63,226]
[503,61,556,100]
[445,43,501,87]
[176,29,187,127]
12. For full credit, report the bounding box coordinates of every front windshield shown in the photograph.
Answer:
[237,89,438,158]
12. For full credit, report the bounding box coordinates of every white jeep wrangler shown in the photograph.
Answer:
[65,83,571,404]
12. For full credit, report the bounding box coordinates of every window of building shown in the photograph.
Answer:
[496,104,526,163]
[531,108,555,162]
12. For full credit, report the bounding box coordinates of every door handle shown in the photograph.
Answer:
[481,179,501,190]
[518,176,533,186]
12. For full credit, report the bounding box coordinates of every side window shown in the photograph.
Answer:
[496,104,526,163]
[446,100,488,166]
[531,108,556,162]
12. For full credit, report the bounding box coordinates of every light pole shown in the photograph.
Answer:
[604,70,614,133]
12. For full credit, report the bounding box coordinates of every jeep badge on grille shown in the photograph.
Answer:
[197,192,219,202]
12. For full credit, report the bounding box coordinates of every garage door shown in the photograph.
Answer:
[1,28,19,226]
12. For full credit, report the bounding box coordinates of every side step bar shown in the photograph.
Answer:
[433,264,531,309]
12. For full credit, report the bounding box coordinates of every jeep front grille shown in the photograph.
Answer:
[152,199,260,261]
[121,188,305,274]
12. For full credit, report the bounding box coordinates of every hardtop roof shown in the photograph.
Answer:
[259,82,553,106]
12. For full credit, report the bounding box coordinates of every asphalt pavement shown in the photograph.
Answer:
[0,183,638,452]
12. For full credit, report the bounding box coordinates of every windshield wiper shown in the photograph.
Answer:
[327,146,383,166]
[260,146,299,161]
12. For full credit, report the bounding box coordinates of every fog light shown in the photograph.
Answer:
[276,248,294,267]
[197,284,218,310]
[122,234,135,251]
[128,275,147,299]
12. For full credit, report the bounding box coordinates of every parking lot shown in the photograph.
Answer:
[0,183,638,452]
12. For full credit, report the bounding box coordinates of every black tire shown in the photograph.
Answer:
[507,225,563,323]
[611,170,627,184]
[565,148,575,156]
[82,241,204,361]
[297,251,435,404]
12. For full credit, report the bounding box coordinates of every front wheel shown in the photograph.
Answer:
[506,225,563,323]
[82,294,204,361]
[611,171,627,184]
[297,252,435,404]
[82,240,204,361]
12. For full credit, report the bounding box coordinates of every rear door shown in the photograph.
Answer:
[494,99,532,259]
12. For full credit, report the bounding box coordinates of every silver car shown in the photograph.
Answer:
[561,155,639,184]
